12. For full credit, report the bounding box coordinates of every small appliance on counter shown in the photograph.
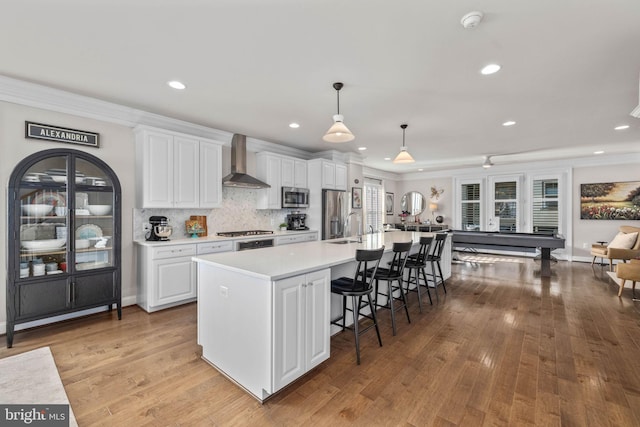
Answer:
[146,216,173,241]
[286,212,308,230]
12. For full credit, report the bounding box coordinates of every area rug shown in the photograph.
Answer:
[0,346,78,426]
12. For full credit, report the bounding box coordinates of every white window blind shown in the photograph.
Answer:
[364,180,384,232]
[461,183,480,230]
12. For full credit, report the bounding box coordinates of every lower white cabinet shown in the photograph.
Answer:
[275,231,318,246]
[273,269,330,391]
[138,241,232,312]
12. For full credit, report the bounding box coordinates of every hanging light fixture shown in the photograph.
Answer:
[482,155,494,168]
[393,124,415,164]
[323,82,355,143]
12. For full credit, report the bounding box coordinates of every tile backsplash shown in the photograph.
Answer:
[133,187,298,240]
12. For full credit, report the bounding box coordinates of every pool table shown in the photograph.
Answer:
[451,230,565,277]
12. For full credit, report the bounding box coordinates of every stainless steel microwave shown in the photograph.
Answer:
[282,187,309,208]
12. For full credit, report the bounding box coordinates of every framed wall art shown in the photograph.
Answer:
[580,181,640,220]
[386,192,394,215]
[352,187,362,209]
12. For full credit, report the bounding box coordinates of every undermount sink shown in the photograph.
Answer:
[327,240,359,244]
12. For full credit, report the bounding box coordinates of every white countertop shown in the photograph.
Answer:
[134,229,318,247]
[192,231,446,281]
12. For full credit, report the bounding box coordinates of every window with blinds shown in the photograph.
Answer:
[461,183,480,230]
[364,181,384,232]
[532,178,558,234]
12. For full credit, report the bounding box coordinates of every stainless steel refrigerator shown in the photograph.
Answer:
[322,189,347,240]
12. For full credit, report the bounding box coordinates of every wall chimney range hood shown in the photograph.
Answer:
[222,134,270,189]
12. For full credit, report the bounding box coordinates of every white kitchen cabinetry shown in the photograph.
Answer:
[196,240,234,255]
[275,231,318,245]
[137,244,197,312]
[281,158,308,188]
[256,152,308,209]
[135,126,222,208]
[137,240,233,312]
[199,141,223,208]
[308,159,347,191]
[273,269,330,391]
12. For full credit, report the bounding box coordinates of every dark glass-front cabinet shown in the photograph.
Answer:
[7,148,122,347]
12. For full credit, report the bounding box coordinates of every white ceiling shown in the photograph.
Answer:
[2,0,640,173]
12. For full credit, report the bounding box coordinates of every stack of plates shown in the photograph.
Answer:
[45,169,85,184]
[23,172,47,182]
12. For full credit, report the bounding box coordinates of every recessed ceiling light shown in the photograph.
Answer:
[480,64,501,75]
[289,123,300,129]
[418,168,424,171]
[167,80,186,90]
[614,125,630,130]
[594,151,605,155]
[384,157,391,161]
[358,147,367,151]
[502,120,516,126]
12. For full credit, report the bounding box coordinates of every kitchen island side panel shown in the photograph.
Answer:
[197,263,272,399]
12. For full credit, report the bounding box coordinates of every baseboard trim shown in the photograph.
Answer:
[0,295,137,336]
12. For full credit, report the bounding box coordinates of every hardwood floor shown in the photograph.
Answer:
[2,256,640,426]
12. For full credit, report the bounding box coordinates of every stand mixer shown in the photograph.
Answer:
[146,216,173,241]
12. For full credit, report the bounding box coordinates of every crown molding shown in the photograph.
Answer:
[0,75,308,151]
[400,152,640,181]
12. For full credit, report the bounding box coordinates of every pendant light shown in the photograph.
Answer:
[393,124,415,163]
[323,82,355,143]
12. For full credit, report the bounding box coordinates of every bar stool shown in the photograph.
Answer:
[404,236,434,312]
[425,233,448,302]
[369,241,413,336]
[330,246,385,365]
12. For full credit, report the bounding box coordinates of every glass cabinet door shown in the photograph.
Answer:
[16,153,116,278]
[73,157,115,271]
[18,155,69,279]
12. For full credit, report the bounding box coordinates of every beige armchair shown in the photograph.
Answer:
[616,259,640,297]
[591,226,640,271]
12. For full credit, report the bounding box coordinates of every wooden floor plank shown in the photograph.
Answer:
[3,255,640,426]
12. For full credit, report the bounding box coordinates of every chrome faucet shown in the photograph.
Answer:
[369,225,374,234]
[344,212,357,237]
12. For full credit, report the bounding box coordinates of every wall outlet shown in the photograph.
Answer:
[582,243,587,249]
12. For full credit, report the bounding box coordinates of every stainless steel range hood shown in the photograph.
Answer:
[222,134,270,189]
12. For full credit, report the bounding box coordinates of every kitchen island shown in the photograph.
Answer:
[193,231,452,402]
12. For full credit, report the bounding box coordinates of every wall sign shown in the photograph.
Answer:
[25,121,99,148]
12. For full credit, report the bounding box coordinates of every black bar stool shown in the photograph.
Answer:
[404,236,434,312]
[426,233,448,302]
[368,241,413,336]
[330,246,385,365]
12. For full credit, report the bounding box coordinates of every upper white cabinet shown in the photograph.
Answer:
[135,126,223,209]
[307,159,347,191]
[256,152,308,209]
[281,158,308,188]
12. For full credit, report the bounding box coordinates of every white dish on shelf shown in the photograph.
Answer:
[76,224,103,239]
[21,238,66,251]
[87,205,111,215]
[75,209,90,215]
[75,239,90,249]
[22,204,53,216]
[32,192,66,208]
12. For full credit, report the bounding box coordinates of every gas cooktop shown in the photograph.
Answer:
[216,230,274,237]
